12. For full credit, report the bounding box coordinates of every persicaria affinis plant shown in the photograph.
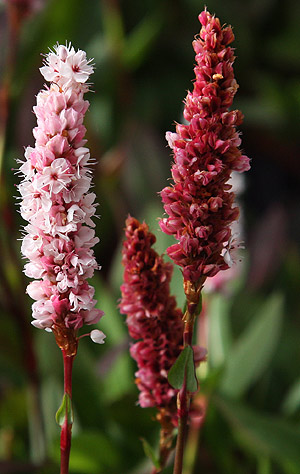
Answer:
[17,43,104,474]
[120,216,184,471]
[159,9,250,473]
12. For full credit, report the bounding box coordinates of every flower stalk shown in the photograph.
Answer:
[160,8,250,473]
[18,43,105,473]
[173,280,203,474]
[60,351,74,474]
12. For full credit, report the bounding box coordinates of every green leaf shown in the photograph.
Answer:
[168,346,190,390]
[282,378,300,416]
[55,393,73,427]
[257,456,272,474]
[123,10,163,70]
[195,293,203,316]
[186,347,198,393]
[168,346,198,392]
[208,294,232,368]
[215,395,300,470]
[220,293,283,398]
[141,438,161,470]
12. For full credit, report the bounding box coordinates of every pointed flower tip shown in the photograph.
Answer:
[40,42,94,90]
[90,329,106,344]
[198,9,209,26]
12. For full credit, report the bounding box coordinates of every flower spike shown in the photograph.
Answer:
[120,216,183,416]
[160,10,250,284]
[18,44,103,355]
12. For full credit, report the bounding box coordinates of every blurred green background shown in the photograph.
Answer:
[0,0,300,473]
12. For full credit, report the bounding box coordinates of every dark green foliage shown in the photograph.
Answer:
[168,346,198,393]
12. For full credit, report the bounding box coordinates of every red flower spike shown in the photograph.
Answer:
[120,216,183,425]
[160,9,250,284]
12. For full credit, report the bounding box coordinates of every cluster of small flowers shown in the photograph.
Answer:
[204,171,245,293]
[160,10,250,283]
[18,44,103,332]
[120,216,183,421]
[40,43,94,92]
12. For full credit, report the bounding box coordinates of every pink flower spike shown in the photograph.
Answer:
[18,43,103,355]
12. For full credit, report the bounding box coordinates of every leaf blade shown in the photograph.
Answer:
[215,394,300,469]
[168,346,190,390]
[168,346,198,392]
[140,438,161,470]
[220,293,283,398]
[186,346,198,393]
[55,393,73,427]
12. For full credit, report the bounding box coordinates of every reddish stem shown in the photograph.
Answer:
[173,379,189,474]
[173,281,203,474]
[60,351,74,474]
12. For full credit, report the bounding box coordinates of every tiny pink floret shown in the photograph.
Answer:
[18,43,103,332]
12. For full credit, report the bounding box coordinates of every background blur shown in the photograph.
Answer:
[0,0,300,473]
